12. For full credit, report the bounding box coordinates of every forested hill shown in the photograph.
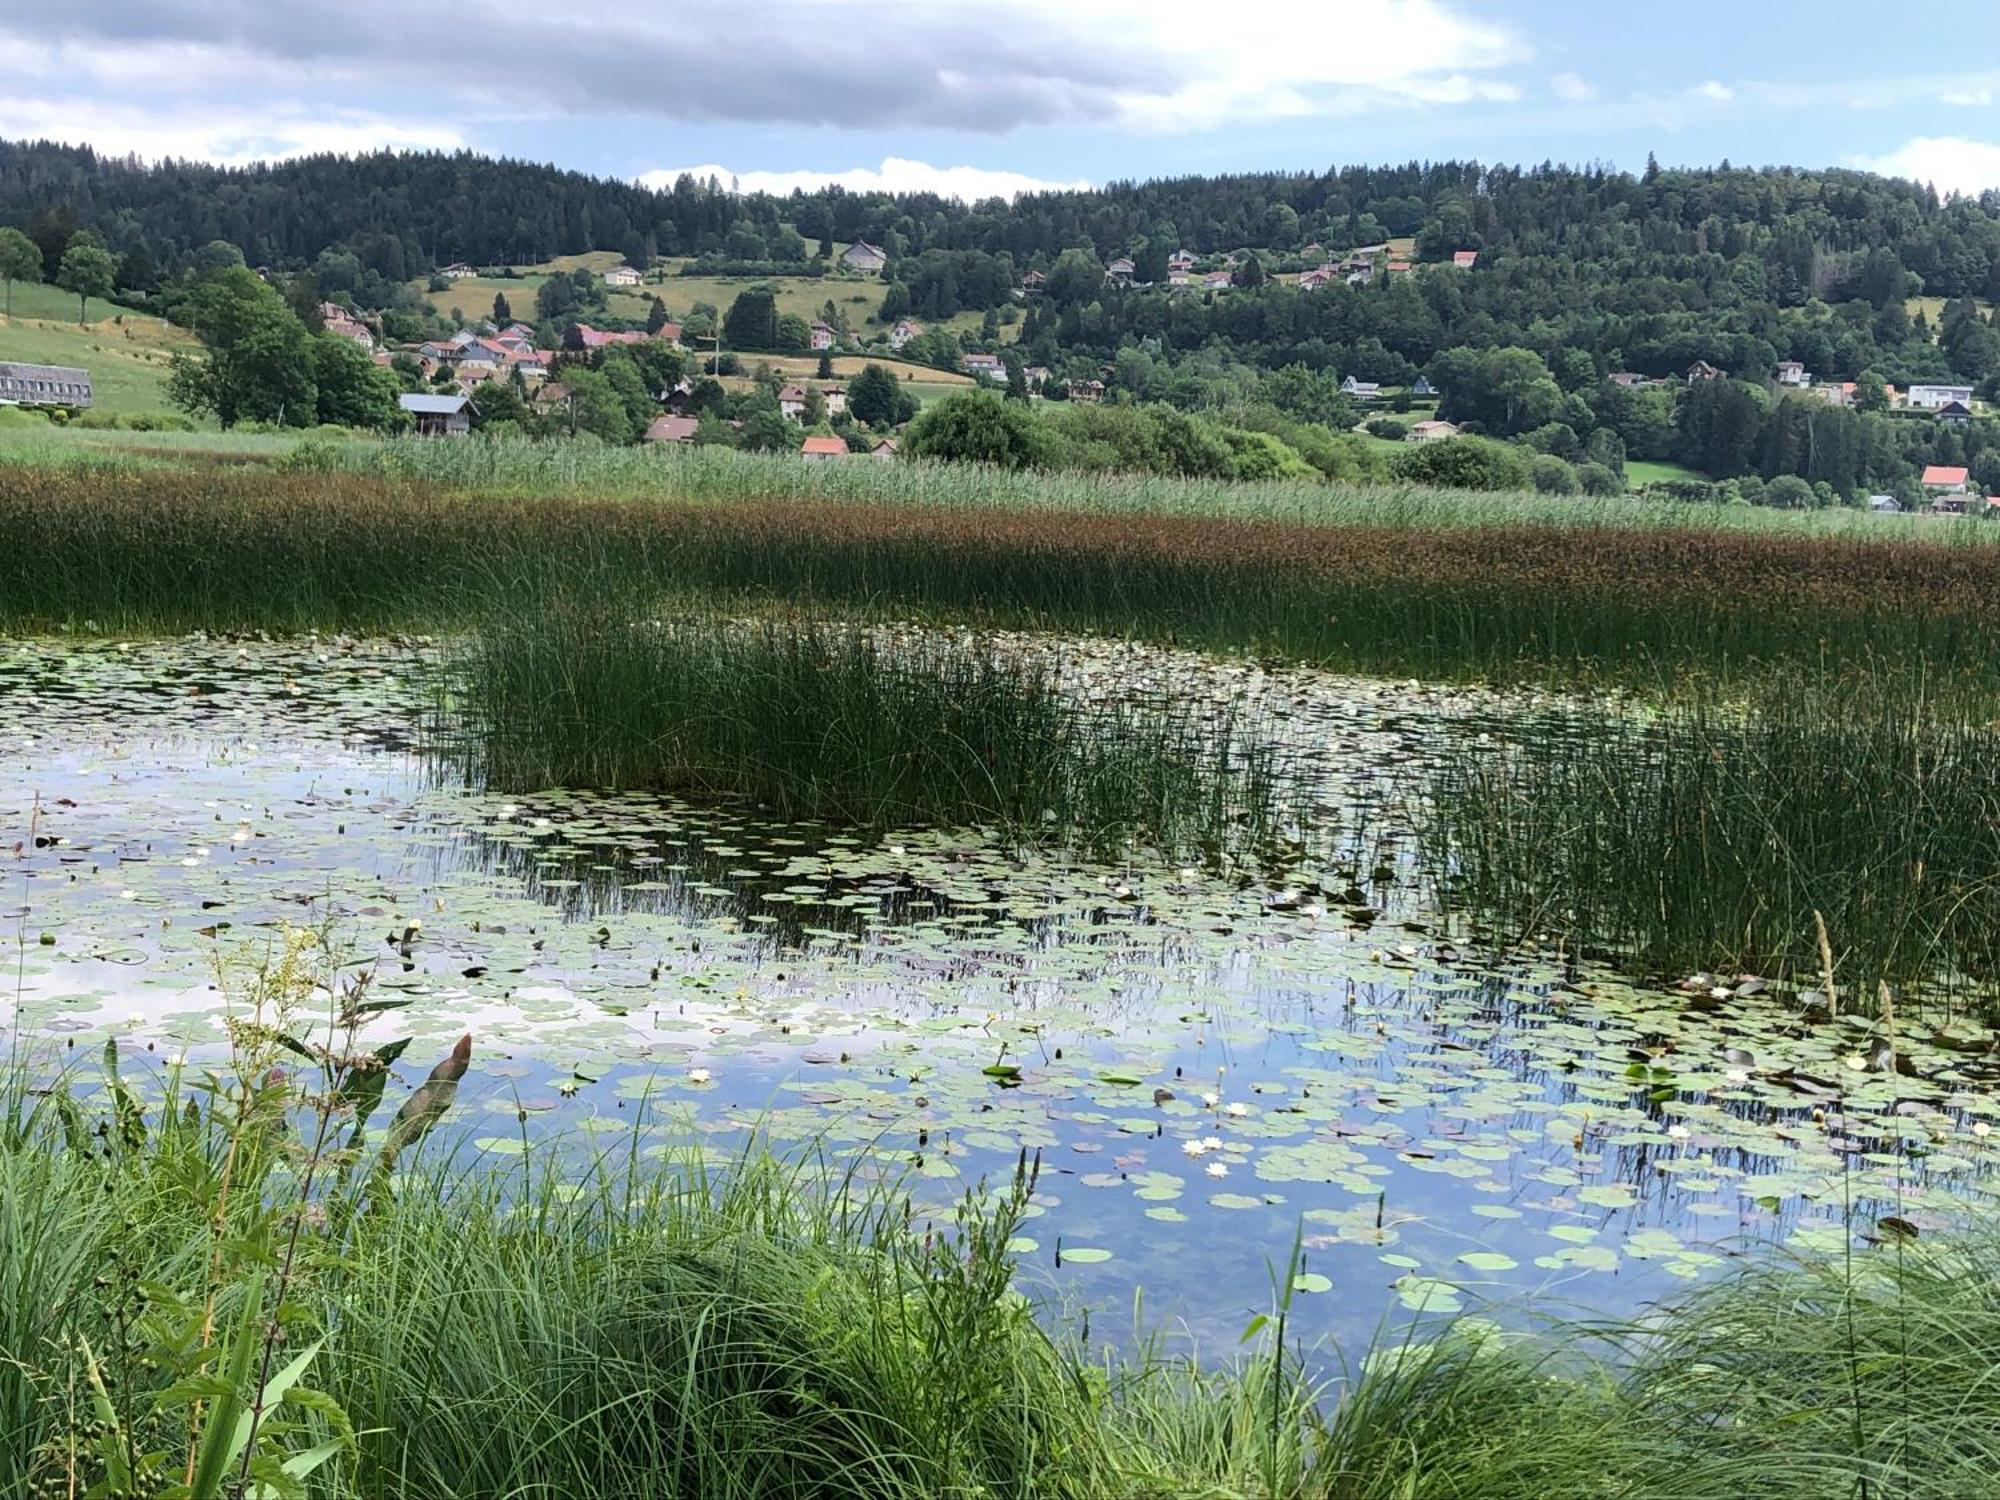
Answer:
[5,137,1999,302]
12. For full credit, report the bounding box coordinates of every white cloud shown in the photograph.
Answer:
[1855,136,2000,196]
[1943,87,1994,107]
[1060,0,1527,130]
[7,0,1526,138]
[1694,80,1735,102]
[0,94,463,165]
[1551,72,1597,103]
[638,157,1089,201]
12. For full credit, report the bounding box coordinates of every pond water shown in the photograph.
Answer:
[6,635,1998,1354]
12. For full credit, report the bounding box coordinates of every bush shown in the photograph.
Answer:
[1391,435,1533,492]
[1364,417,1410,441]
[1575,460,1624,496]
[903,390,1050,470]
[1529,454,1582,495]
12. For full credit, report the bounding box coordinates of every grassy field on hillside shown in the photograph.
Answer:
[0,282,192,415]
[416,253,1000,347]
[1624,459,1709,487]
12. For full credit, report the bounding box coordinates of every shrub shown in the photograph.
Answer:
[1391,435,1532,491]
[1529,454,1581,495]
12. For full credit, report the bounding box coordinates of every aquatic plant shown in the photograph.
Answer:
[7,460,2000,701]
[8,1022,2000,1498]
[1420,679,2000,1018]
[439,606,1291,858]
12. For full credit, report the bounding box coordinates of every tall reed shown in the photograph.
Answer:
[1419,679,2000,1015]
[439,606,1290,858]
[7,462,2000,700]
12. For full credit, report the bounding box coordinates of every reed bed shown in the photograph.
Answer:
[1420,682,2000,1015]
[7,462,2000,698]
[440,607,1288,856]
[7,1033,2000,1499]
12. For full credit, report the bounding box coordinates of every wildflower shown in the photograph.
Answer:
[1205,1161,1228,1178]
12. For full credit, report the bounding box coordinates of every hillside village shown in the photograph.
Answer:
[3,144,2000,506]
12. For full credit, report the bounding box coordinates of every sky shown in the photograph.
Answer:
[4,1,2000,202]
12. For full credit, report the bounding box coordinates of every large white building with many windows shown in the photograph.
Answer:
[0,362,91,408]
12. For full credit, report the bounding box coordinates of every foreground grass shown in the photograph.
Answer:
[7,1018,2000,1499]
[443,607,1288,857]
[1420,680,2000,1016]
[7,462,2000,700]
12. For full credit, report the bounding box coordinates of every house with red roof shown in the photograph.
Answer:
[1922,465,1970,494]
[809,320,836,351]
[801,435,849,458]
[568,324,649,351]
[1451,250,1479,269]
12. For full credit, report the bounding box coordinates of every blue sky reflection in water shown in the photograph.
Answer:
[6,635,1998,1354]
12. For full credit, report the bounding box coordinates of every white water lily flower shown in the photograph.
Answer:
[1975,1122,1992,1139]
[1844,1054,1868,1072]
[687,1068,712,1085]
[1182,1139,1211,1157]
[1666,1124,1691,1141]
[1226,1102,1249,1118]
[1201,1136,1223,1152]
[1205,1161,1229,1178]
[1725,1068,1750,1086]
[1201,1091,1220,1108]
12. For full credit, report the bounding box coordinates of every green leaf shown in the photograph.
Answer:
[190,1272,266,1500]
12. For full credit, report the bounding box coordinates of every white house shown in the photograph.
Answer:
[604,264,643,287]
[809,320,836,351]
[820,385,847,416]
[1909,383,1975,410]
[1106,257,1135,281]
[1202,270,1233,290]
[440,263,477,280]
[963,352,1005,382]
[1922,464,1970,495]
[1407,419,1460,443]
[1340,375,1382,399]
[777,383,809,420]
[888,319,923,351]
[1168,249,1196,271]
[0,361,92,409]
[1775,360,1810,386]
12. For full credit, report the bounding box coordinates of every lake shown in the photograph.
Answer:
[6,633,1991,1355]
